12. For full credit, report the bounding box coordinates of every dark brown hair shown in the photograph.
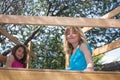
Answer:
[12,44,27,68]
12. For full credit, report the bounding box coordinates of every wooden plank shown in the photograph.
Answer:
[0,68,120,80]
[0,15,120,28]
[0,54,6,63]
[0,27,36,57]
[82,6,120,32]
[93,40,120,56]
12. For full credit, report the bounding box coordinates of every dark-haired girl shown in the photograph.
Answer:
[6,44,27,68]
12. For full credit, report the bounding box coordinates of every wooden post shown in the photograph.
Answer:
[26,41,32,69]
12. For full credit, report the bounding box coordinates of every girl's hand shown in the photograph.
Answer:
[84,67,94,72]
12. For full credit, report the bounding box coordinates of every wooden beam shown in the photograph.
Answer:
[82,6,120,33]
[0,54,6,63]
[0,27,36,57]
[0,27,21,44]
[0,68,120,80]
[93,40,120,56]
[0,15,120,28]
[101,6,120,19]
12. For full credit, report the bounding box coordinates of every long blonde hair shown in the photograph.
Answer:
[63,26,87,68]
[63,26,87,54]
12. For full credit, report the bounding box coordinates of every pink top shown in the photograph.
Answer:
[12,60,24,68]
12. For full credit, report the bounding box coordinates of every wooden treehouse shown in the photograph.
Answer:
[0,6,120,80]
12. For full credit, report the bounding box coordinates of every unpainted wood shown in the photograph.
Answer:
[0,68,120,80]
[0,27,21,44]
[82,6,120,33]
[26,41,32,69]
[0,15,120,28]
[93,40,120,56]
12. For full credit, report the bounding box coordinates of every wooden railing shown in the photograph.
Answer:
[0,68,120,80]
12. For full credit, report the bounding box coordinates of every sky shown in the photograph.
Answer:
[98,47,120,64]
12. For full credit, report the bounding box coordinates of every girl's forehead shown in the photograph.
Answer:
[18,47,24,50]
[66,27,77,32]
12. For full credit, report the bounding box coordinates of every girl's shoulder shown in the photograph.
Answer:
[79,42,91,48]
[79,42,92,54]
[79,42,87,47]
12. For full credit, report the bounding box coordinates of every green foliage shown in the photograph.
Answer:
[93,54,105,70]
[29,26,65,69]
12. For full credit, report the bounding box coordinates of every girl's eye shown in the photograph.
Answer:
[72,31,77,34]
[18,50,21,52]
[66,32,70,35]
[72,29,77,34]
[18,49,23,53]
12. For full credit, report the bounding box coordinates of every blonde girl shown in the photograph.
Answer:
[63,26,94,71]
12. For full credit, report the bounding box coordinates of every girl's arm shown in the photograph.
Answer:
[5,55,14,68]
[80,43,94,71]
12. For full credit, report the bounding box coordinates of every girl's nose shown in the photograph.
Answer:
[68,32,73,37]
[69,30,73,35]
[69,32,72,35]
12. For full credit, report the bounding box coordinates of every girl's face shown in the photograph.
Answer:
[66,28,80,44]
[15,47,24,60]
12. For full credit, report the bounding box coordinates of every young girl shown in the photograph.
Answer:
[6,44,27,68]
[63,26,94,71]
